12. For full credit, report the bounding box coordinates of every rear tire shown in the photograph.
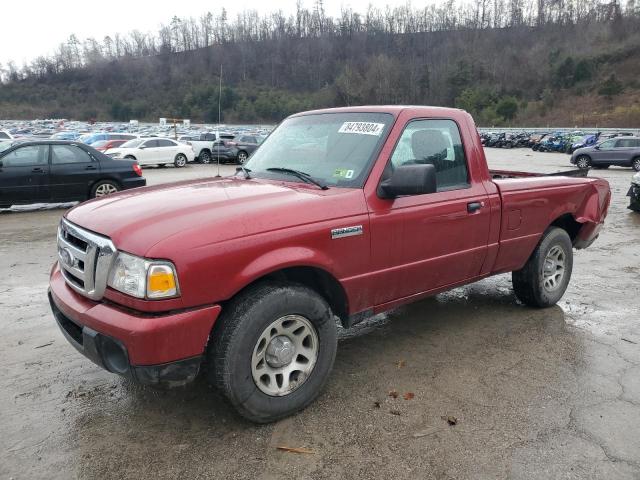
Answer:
[576,155,591,169]
[512,227,573,308]
[632,157,640,172]
[199,150,212,164]
[174,154,187,168]
[208,282,337,423]
[237,151,248,164]
[91,180,120,198]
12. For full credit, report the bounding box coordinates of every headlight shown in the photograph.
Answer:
[107,252,179,299]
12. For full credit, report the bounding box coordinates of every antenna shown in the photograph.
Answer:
[215,64,222,178]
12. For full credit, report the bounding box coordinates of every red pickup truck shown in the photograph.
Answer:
[49,106,610,422]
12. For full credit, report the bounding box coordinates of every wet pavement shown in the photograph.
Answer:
[1,152,639,479]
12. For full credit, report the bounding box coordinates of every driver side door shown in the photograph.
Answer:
[367,118,490,304]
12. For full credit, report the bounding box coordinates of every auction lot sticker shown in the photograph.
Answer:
[338,122,385,136]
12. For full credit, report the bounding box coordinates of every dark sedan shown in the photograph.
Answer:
[0,140,146,208]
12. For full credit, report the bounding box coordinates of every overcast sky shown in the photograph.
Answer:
[0,0,413,67]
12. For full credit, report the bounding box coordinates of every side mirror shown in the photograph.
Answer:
[594,145,600,150]
[139,145,146,149]
[378,164,437,199]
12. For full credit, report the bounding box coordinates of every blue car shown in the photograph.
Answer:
[568,133,600,154]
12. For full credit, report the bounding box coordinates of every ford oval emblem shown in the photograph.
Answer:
[60,247,74,267]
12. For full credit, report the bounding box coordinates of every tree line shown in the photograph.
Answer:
[0,0,639,125]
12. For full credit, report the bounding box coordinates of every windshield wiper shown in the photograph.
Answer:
[266,167,328,190]
[235,166,252,179]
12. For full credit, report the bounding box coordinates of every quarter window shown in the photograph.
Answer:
[52,145,92,164]
[389,119,469,192]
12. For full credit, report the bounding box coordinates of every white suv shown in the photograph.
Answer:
[108,138,195,167]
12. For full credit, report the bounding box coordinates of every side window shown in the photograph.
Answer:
[600,140,615,149]
[203,133,215,141]
[143,140,159,148]
[389,119,469,192]
[245,136,257,144]
[0,132,10,139]
[51,145,92,164]
[1,145,48,166]
[157,139,175,147]
[616,139,634,148]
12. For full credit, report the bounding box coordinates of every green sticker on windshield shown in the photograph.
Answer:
[333,169,355,179]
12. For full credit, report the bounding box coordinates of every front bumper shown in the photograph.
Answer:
[49,263,221,386]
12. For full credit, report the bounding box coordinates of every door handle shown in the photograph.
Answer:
[32,167,45,173]
[85,165,97,170]
[467,201,484,213]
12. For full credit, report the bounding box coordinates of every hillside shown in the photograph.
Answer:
[1,2,639,127]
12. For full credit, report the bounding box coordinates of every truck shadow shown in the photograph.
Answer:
[67,276,576,478]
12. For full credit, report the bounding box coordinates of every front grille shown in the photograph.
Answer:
[57,219,117,300]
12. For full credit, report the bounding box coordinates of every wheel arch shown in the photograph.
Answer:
[226,265,349,327]
[549,213,582,243]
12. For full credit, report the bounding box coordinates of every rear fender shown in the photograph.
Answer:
[572,180,611,248]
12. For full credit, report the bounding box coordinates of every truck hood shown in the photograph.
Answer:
[65,177,365,257]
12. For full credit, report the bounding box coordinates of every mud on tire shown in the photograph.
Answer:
[512,227,573,308]
[208,281,338,423]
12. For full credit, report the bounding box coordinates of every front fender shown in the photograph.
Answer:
[230,246,339,297]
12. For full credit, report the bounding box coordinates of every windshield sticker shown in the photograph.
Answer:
[333,168,355,179]
[338,122,385,136]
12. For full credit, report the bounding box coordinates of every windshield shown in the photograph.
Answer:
[119,139,145,148]
[245,112,393,188]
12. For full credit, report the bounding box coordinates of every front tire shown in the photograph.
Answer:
[174,154,187,168]
[576,155,591,169]
[512,227,573,308]
[208,282,337,423]
[91,180,120,198]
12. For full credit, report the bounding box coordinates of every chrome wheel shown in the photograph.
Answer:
[251,315,319,397]
[94,183,118,197]
[237,151,248,164]
[576,156,590,169]
[543,245,566,292]
[633,158,640,172]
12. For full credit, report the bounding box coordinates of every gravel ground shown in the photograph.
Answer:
[1,150,639,479]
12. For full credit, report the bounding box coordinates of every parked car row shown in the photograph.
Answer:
[481,130,636,154]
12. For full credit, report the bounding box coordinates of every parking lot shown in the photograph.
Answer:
[1,150,639,479]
